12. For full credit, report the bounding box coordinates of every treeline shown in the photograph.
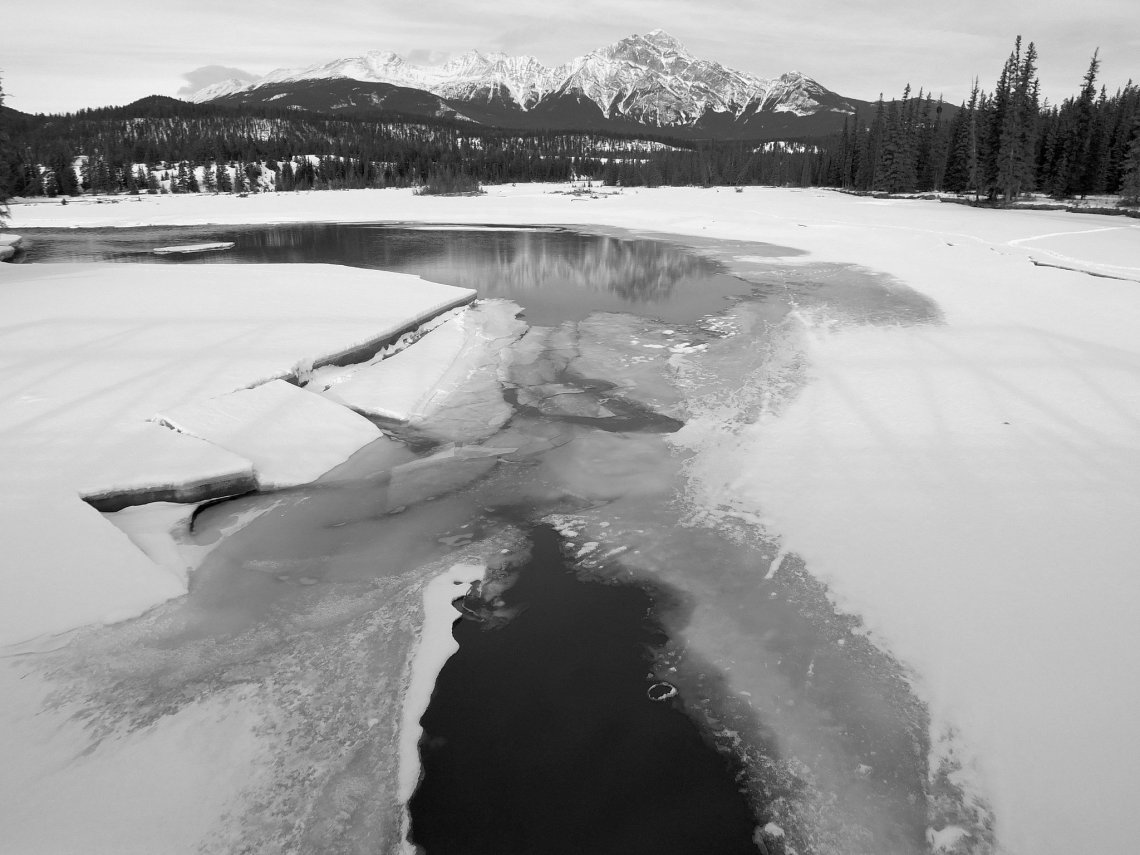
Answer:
[821,38,1140,202]
[2,96,686,197]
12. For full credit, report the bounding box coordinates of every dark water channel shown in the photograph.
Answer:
[19,224,953,854]
[410,525,758,855]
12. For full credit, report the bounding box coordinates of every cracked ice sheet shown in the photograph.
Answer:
[157,379,382,489]
[569,313,687,419]
[324,300,526,442]
[0,261,473,646]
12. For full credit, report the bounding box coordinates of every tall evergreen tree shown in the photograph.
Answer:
[856,97,885,190]
[50,151,79,196]
[173,162,188,194]
[994,39,1039,201]
[1083,86,1111,194]
[215,162,232,193]
[0,77,11,218]
[1119,117,1140,204]
[123,162,139,194]
[942,81,980,194]
[1063,50,1102,196]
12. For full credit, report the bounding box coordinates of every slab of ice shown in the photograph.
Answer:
[157,380,382,490]
[516,383,615,418]
[0,233,21,260]
[570,313,686,418]
[102,502,199,586]
[1,492,186,647]
[75,421,256,511]
[325,301,525,442]
[387,445,514,510]
[152,241,235,254]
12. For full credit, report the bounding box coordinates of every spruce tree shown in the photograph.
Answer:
[943,101,972,192]
[1083,86,1111,194]
[857,96,886,190]
[873,95,901,191]
[0,78,11,218]
[1063,50,1101,196]
[51,152,79,196]
[173,162,188,194]
[1119,117,1140,205]
[1105,84,1140,191]
[999,39,1039,201]
[215,162,232,193]
[983,43,1015,199]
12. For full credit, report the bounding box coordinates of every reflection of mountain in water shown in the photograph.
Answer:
[409,232,713,304]
[161,226,721,306]
[21,224,749,325]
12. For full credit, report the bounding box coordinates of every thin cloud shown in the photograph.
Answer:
[177,66,258,96]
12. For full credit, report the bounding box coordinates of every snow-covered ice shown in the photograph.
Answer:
[152,241,235,254]
[0,663,269,855]
[0,261,473,645]
[158,379,382,489]
[398,562,487,804]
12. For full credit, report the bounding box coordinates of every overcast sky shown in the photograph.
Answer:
[3,0,1136,114]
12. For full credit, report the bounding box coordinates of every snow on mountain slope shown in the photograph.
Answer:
[189,30,855,125]
[190,78,259,102]
[216,49,560,110]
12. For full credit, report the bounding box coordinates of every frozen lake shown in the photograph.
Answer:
[9,223,969,854]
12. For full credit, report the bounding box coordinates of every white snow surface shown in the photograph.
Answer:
[158,379,381,489]
[0,664,268,855]
[398,562,486,805]
[0,261,473,646]
[8,186,1140,854]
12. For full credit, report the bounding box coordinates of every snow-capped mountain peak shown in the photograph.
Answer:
[186,32,856,130]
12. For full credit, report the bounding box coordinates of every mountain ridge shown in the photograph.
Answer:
[190,30,868,140]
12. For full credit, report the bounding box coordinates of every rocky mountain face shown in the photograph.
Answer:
[192,30,865,140]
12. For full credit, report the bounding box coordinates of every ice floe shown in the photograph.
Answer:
[157,379,381,489]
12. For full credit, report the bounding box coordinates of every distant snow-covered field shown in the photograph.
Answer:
[4,184,1139,854]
